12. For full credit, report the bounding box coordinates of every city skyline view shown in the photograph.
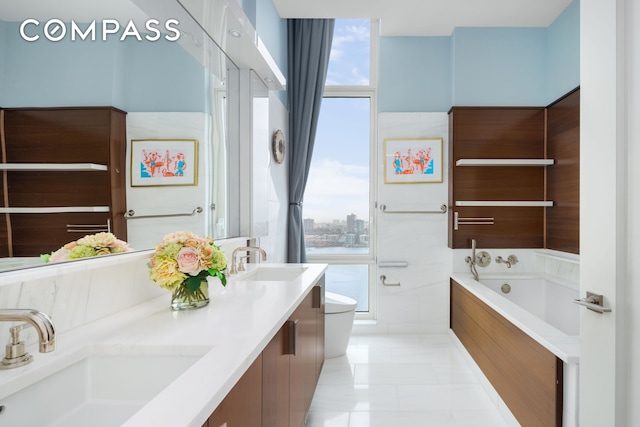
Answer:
[304,211,370,249]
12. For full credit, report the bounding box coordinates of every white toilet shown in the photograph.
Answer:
[324,292,357,359]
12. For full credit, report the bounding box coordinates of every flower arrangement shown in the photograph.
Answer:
[41,232,131,263]
[148,231,227,309]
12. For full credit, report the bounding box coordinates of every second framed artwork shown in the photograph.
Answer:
[130,139,198,187]
[383,137,443,184]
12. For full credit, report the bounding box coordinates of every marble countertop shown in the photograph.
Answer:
[0,263,327,427]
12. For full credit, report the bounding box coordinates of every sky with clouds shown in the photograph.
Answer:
[326,19,371,86]
[304,19,371,224]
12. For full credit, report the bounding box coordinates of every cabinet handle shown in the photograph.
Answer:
[286,319,298,355]
[312,285,322,309]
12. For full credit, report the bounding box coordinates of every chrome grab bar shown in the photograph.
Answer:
[380,274,400,286]
[380,204,447,214]
[378,261,408,268]
[124,206,203,220]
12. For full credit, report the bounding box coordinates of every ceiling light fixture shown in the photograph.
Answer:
[228,29,242,38]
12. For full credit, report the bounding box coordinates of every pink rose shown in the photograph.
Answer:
[49,248,71,263]
[177,247,201,276]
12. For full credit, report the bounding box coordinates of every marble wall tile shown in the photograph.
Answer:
[450,247,580,288]
[373,113,450,333]
[126,112,210,249]
[0,257,163,350]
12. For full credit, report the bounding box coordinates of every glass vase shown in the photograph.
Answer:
[171,279,209,311]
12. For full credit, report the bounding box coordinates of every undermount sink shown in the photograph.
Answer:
[0,345,208,427]
[237,266,308,282]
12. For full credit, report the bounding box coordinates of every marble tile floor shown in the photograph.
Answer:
[306,334,509,427]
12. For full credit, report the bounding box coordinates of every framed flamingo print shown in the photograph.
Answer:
[383,137,443,184]
[130,139,198,187]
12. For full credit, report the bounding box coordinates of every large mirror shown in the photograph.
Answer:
[0,0,241,272]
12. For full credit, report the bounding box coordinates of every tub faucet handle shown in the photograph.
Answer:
[496,255,519,268]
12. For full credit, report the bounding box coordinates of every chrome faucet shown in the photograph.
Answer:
[230,246,267,274]
[0,309,55,369]
[496,255,519,268]
[465,239,480,281]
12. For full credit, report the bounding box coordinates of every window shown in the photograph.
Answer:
[304,19,378,318]
[326,19,371,86]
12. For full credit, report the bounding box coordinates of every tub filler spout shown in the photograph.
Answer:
[465,239,479,281]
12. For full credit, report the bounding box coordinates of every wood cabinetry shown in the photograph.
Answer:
[0,107,127,256]
[262,322,291,427]
[208,276,325,427]
[448,107,547,249]
[205,354,263,427]
[313,283,325,382]
[448,89,581,251]
[289,288,319,427]
[450,279,562,426]
[264,277,325,427]
[546,88,580,254]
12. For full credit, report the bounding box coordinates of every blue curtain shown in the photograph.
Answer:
[287,19,334,263]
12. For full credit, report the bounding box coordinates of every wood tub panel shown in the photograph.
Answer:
[450,279,563,427]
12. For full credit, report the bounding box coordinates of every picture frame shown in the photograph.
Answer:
[130,139,198,187]
[383,137,443,184]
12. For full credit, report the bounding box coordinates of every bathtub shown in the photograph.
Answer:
[450,273,580,427]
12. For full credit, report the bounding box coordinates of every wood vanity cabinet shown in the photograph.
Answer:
[0,107,127,257]
[205,354,263,427]
[207,276,325,427]
[289,288,318,427]
[264,277,325,427]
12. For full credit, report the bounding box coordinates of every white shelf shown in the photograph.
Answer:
[455,201,554,207]
[455,159,554,167]
[0,206,110,214]
[0,163,108,171]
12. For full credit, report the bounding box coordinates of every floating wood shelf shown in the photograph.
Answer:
[0,163,108,171]
[455,159,554,167]
[455,201,554,207]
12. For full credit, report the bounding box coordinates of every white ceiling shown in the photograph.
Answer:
[271,0,574,36]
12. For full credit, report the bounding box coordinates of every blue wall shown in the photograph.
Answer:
[546,0,580,101]
[379,37,451,112]
[0,21,206,112]
[379,0,580,111]
[451,27,547,106]
[0,21,6,103]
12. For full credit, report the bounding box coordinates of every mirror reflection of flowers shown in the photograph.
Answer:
[42,232,131,263]
[148,231,227,293]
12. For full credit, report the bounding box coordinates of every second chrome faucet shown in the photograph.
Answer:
[229,246,267,274]
[0,309,55,370]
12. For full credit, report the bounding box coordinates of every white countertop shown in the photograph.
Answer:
[0,263,327,427]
